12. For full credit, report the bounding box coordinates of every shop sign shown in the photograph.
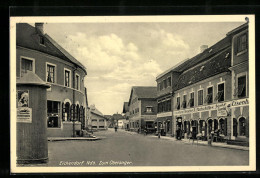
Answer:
[157,111,172,117]
[231,98,249,108]
[217,106,227,116]
[17,107,32,123]
[196,105,215,112]
[174,108,195,115]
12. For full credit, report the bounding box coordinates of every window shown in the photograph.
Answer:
[216,83,224,102]
[47,101,60,114]
[75,74,80,90]
[182,95,187,108]
[47,117,58,128]
[62,102,71,121]
[99,126,105,128]
[167,100,171,111]
[163,79,167,89]
[237,76,246,98]
[198,90,203,105]
[176,97,180,110]
[21,57,33,76]
[237,34,247,54]
[40,36,45,45]
[189,92,194,107]
[92,119,97,122]
[99,119,104,122]
[206,87,213,104]
[167,77,171,87]
[146,106,153,113]
[64,69,71,87]
[46,64,55,83]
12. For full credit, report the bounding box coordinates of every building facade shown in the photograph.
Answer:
[170,23,249,143]
[128,86,157,133]
[87,105,108,130]
[122,102,130,130]
[16,23,88,137]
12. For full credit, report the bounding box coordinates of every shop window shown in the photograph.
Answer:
[21,57,34,76]
[99,126,104,128]
[237,75,246,98]
[239,117,246,136]
[92,126,97,128]
[182,95,187,108]
[64,69,71,87]
[206,87,213,104]
[216,83,224,102]
[237,33,247,54]
[46,64,55,83]
[47,100,60,114]
[176,97,180,110]
[62,102,71,121]
[47,117,58,128]
[189,92,194,107]
[219,119,225,134]
[198,90,203,105]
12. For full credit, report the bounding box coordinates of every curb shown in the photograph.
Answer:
[48,137,103,142]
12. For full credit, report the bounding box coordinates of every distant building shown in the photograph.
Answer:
[122,102,130,130]
[16,23,88,137]
[88,105,108,130]
[128,86,157,133]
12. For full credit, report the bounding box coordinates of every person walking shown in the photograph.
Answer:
[114,126,117,132]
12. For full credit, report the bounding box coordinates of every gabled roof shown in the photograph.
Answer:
[174,47,231,90]
[128,86,157,106]
[133,86,157,99]
[90,105,104,117]
[16,23,86,74]
[123,102,129,113]
[156,35,231,80]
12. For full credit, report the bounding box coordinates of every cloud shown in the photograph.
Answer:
[54,28,187,114]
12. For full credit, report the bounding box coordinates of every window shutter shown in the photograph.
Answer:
[62,103,65,121]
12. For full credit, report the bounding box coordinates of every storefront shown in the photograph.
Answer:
[155,112,172,136]
[230,98,249,141]
[174,101,232,140]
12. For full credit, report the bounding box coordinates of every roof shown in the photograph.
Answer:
[156,35,231,80]
[112,114,124,120]
[226,22,248,36]
[174,47,231,91]
[17,71,50,88]
[16,23,86,74]
[128,86,157,106]
[122,102,129,113]
[90,105,104,117]
[133,86,157,99]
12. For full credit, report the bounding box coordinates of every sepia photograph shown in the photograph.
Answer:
[10,15,256,173]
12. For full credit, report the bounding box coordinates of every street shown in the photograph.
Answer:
[37,129,249,167]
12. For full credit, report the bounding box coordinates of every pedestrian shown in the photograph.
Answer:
[158,131,160,139]
[115,126,117,132]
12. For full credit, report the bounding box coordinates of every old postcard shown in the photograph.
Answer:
[10,15,256,173]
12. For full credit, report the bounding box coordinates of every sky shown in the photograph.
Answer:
[43,21,244,115]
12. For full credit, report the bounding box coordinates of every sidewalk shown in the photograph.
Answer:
[123,131,249,151]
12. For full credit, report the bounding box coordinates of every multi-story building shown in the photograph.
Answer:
[228,23,249,142]
[87,105,108,130]
[155,58,191,136]
[16,23,88,137]
[128,86,157,133]
[170,23,249,143]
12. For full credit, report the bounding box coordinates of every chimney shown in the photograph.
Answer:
[200,45,208,53]
[35,23,44,34]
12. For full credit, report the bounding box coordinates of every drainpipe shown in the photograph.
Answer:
[72,66,77,137]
